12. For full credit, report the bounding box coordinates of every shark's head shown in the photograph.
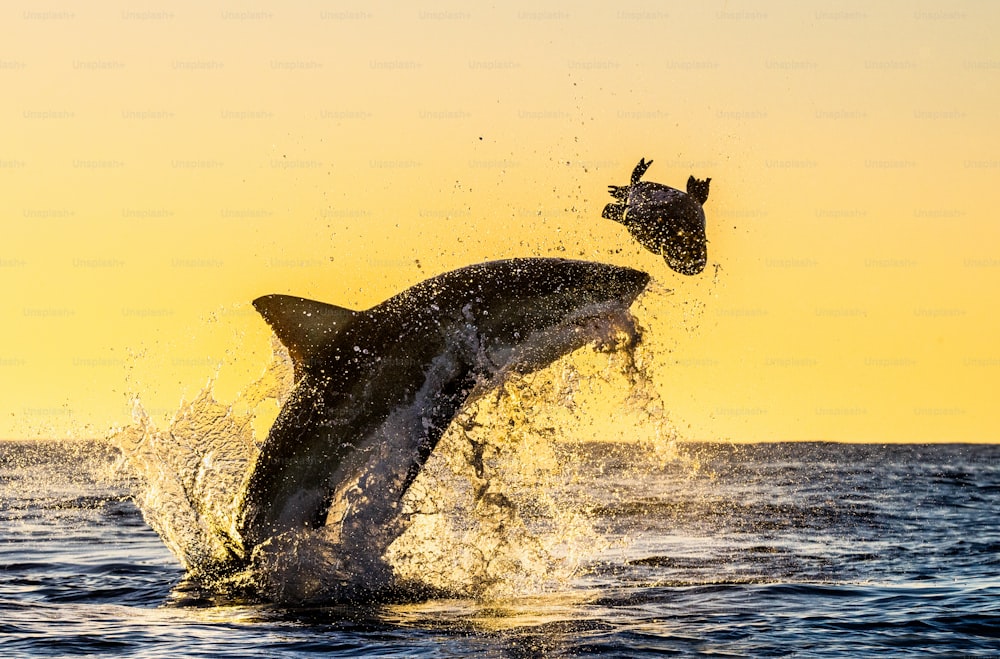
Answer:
[398,259,650,381]
[485,258,649,310]
[558,259,651,306]
[400,258,648,327]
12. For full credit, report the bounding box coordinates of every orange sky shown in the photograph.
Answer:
[2,1,998,442]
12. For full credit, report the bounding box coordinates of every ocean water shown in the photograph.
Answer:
[2,439,998,657]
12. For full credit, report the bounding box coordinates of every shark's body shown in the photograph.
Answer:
[227,258,649,575]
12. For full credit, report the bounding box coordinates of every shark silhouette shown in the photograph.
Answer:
[220,258,649,575]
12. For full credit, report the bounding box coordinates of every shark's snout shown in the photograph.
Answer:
[615,266,651,301]
[583,263,650,306]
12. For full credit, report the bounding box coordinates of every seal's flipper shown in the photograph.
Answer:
[602,203,627,222]
[252,294,357,377]
[686,176,711,204]
[630,158,652,185]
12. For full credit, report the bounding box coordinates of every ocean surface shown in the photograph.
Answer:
[2,439,998,657]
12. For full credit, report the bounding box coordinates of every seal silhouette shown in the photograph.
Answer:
[603,158,710,275]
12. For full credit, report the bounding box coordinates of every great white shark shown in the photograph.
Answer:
[218,258,649,581]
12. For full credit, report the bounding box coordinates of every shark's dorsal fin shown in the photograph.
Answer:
[252,294,357,376]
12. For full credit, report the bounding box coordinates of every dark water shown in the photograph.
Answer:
[2,440,998,657]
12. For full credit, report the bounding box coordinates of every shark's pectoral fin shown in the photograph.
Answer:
[253,294,358,376]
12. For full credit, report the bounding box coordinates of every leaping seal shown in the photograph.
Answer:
[603,158,711,275]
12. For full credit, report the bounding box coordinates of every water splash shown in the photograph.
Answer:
[385,310,691,599]
[110,338,294,574]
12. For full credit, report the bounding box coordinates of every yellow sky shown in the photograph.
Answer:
[2,1,998,442]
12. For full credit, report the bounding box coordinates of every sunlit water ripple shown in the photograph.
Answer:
[2,440,998,657]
